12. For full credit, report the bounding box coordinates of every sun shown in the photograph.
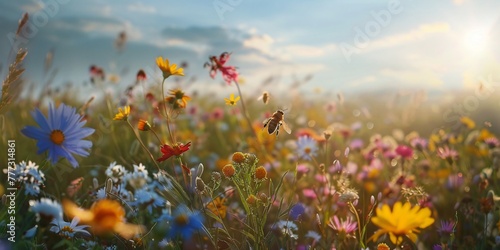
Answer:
[463,28,490,55]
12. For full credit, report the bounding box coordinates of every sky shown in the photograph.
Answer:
[0,0,500,98]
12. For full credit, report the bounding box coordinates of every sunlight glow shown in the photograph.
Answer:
[463,28,489,54]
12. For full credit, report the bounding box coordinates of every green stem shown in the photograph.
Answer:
[126,120,161,171]
[234,81,253,134]
[150,128,163,145]
[161,78,175,144]
[233,80,271,162]
[348,201,365,249]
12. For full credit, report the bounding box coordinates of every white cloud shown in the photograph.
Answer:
[243,34,274,54]
[242,31,336,61]
[364,22,450,52]
[236,53,274,65]
[21,0,44,13]
[278,44,336,60]
[128,3,156,13]
[452,0,470,5]
[53,19,143,41]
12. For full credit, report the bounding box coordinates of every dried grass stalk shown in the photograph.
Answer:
[0,48,27,113]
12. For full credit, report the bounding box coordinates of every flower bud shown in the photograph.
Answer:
[222,164,236,178]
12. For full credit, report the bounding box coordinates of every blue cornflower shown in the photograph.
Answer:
[289,203,306,221]
[21,103,94,168]
[296,136,318,161]
[437,220,455,235]
[166,205,204,240]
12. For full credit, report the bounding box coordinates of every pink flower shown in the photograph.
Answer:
[303,189,317,199]
[315,174,327,183]
[437,146,458,164]
[395,145,414,159]
[205,52,239,85]
[328,215,358,234]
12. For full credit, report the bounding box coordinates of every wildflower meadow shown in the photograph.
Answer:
[1,3,500,250]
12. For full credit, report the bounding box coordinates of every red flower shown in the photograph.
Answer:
[395,145,414,159]
[204,52,239,85]
[136,69,147,82]
[157,142,191,162]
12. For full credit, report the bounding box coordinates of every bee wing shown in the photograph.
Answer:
[281,120,292,134]
[263,117,271,125]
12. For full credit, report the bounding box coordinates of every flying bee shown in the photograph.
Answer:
[257,91,270,104]
[263,109,291,136]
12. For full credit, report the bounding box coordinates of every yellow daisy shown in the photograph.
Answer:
[156,56,184,79]
[168,89,191,108]
[460,116,475,129]
[224,94,240,106]
[370,202,434,245]
[206,197,228,219]
[113,106,130,121]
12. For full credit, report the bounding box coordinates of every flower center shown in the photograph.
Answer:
[175,214,189,226]
[61,226,74,233]
[50,130,65,145]
[304,147,312,154]
[175,91,184,99]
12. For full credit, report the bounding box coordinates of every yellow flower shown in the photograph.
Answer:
[370,202,434,245]
[224,94,240,106]
[428,133,440,152]
[156,56,184,79]
[168,89,191,107]
[478,128,495,142]
[460,116,475,129]
[108,73,120,84]
[206,197,227,219]
[113,106,130,121]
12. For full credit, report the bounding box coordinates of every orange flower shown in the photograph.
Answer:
[137,119,151,131]
[62,199,145,239]
[246,195,257,205]
[206,197,228,219]
[254,166,267,180]
[222,164,236,178]
[232,152,245,164]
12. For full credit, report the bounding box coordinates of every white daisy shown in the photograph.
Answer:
[296,136,318,161]
[105,162,128,183]
[50,217,90,238]
[29,198,63,222]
